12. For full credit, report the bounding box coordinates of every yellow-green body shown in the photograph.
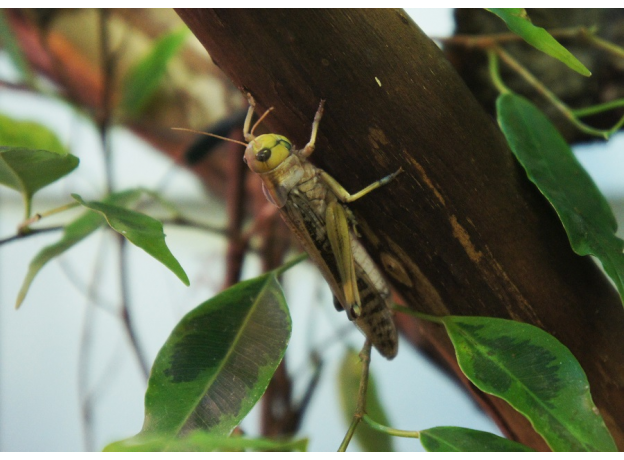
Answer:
[243,96,400,359]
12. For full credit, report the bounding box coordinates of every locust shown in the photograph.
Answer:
[189,95,402,359]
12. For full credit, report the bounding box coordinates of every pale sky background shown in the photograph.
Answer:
[1,8,623,452]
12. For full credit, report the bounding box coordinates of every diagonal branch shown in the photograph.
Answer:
[175,9,624,450]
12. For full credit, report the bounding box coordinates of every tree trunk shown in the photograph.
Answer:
[175,8,624,450]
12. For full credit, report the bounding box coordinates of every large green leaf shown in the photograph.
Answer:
[441,316,616,452]
[135,272,290,438]
[120,28,188,118]
[497,93,624,305]
[420,426,534,452]
[488,8,590,76]
[0,146,78,217]
[72,193,189,286]
[16,189,143,308]
[104,432,307,452]
[338,349,394,452]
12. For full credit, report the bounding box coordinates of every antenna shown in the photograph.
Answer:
[171,127,248,147]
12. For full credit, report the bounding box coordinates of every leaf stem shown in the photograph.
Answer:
[273,252,308,276]
[338,340,372,452]
[161,217,229,237]
[487,49,510,94]
[583,31,624,59]
[99,8,114,195]
[362,414,420,439]
[17,201,80,234]
[572,99,624,118]
[338,417,360,452]
[0,226,63,246]
[434,26,590,49]
[118,235,150,379]
[493,45,610,139]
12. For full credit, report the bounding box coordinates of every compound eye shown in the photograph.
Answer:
[257,148,272,162]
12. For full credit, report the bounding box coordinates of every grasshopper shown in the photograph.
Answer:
[190,95,402,359]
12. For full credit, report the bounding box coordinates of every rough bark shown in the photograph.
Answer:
[174,9,624,450]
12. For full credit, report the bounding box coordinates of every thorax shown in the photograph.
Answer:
[258,154,335,212]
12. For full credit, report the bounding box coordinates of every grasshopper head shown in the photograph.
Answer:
[244,134,292,173]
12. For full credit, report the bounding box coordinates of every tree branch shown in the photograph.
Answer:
[175,9,624,450]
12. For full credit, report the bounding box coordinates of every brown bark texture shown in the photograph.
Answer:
[174,9,624,451]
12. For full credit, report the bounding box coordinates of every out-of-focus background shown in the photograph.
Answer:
[0,8,622,452]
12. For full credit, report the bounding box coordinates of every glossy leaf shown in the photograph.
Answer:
[497,93,624,305]
[72,193,189,286]
[120,28,188,118]
[420,426,534,452]
[338,349,393,452]
[488,8,590,76]
[0,146,78,217]
[138,272,290,437]
[105,432,307,452]
[441,316,616,452]
[16,189,143,308]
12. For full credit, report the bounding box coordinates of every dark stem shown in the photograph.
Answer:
[77,241,108,451]
[118,235,150,379]
[98,8,113,195]
[338,340,372,452]
[223,135,248,288]
[0,226,63,246]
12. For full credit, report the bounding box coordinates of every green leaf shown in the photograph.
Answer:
[0,114,65,153]
[16,189,143,308]
[338,349,394,452]
[104,432,307,452]
[441,316,616,452]
[497,93,624,305]
[420,426,535,452]
[135,272,290,437]
[72,193,189,286]
[487,8,591,76]
[0,146,78,217]
[120,28,188,118]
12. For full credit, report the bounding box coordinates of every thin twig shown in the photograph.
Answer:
[0,226,63,246]
[493,45,610,139]
[98,8,114,195]
[97,10,149,379]
[161,216,229,237]
[572,99,624,118]
[17,201,80,234]
[434,26,590,49]
[118,235,150,378]
[362,415,420,439]
[57,242,118,315]
[223,133,248,288]
[486,49,510,95]
[338,340,372,452]
[583,32,624,59]
[291,353,323,425]
[78,238,108,451]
